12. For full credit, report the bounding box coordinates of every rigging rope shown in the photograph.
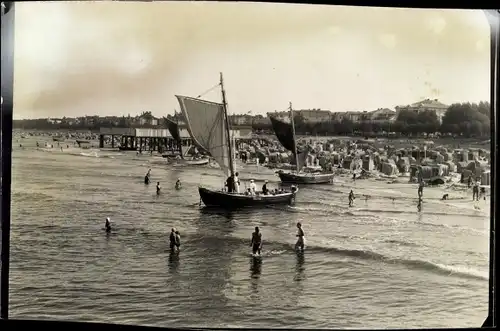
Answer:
[196,83,222,99]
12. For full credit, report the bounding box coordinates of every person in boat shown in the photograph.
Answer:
[348,190,355,207]
[417,181,424,198]
[295,222,305,252]
[245,188,252,196]
[226,175,234,193]
[175,178,182,190]
[249,179,257,194]
[472,182,480,201]
[234,172,241,193]
[262,180,269,195]
[105,217,112,233]
[174,230,181,251]
[156,182,161,195]
[169,228,178,252]
[250,227,262,256]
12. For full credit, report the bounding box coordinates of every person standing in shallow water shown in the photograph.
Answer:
[250,227,262,256]
[348,190,355,207]
[156,182,161,195]
[169,228,178,252]
[472,182,480,201]
[295,222,305,252]
[417,198,423,212]
[174,231,181,251]
[417,181,424,198]
[105,217,112,233]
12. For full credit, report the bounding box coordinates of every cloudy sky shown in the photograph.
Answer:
[12,1,491,119]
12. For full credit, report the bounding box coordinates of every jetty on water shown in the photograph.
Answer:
[98,126,254,152]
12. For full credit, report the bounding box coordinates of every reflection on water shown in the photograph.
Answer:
[168,251,180,274]
[295,251,306,282]
[250,257,262,278]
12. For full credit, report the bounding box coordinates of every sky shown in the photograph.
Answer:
[11,1,492,119]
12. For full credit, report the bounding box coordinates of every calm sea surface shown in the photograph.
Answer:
[7,136,490,328]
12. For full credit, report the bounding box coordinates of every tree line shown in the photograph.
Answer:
[252,101,491,138]
[13,101,491,138]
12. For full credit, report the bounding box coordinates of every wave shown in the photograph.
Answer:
[355,208,486,218]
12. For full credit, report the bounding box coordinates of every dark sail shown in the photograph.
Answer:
[270,116,309,172]
[165,117,181,142]
[270,116,296,152]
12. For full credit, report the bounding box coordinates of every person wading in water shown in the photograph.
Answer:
[348,190,355,207]
[169,228,178,252]
[156,182,161,195]
[105,217,112,233]
[418,181,424,198]
[295,222,305,252]
[472,181,480,201]
[250,227,262,256]
[174,230,181,251]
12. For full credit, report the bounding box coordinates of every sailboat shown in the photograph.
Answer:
[176,73,298,209]
[270,103,334,184]
[163,116,209,166]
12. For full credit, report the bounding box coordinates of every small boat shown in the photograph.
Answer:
[270,107,334,185]
[277,170,334,184]
[198,186,297,209]
[164,117,209,166]
[183,157,209,166]
[118,146,137,151]
[176,73,298,209]
[52,136,65,142]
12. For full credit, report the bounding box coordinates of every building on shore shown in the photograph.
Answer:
[395,99,449,123]
[267,108,332,123]
[367,108,397,123]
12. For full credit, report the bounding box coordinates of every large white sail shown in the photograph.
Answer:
[176,95,230,176]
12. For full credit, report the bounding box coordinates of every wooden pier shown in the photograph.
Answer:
[99,126,253,152]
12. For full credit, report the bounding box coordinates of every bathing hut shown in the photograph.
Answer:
[381,162,399,176]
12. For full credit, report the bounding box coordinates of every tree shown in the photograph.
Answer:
[440,102,490,137]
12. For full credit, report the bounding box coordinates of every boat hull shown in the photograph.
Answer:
[198,187,297,209]
[183,158,209,166]
[277,171,334,184]
[119,146,137,151]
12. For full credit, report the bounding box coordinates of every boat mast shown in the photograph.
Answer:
[220,72,235,177]
[174,110,183,158]
[289,102,300,173]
